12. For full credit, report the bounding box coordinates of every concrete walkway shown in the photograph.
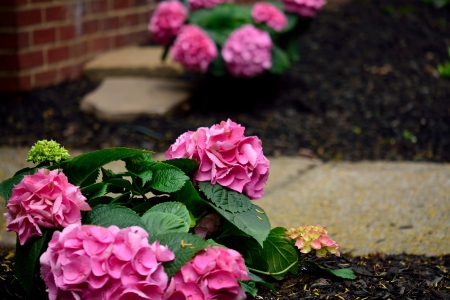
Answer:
[1,147,449,256]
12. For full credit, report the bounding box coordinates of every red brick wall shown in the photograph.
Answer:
[0,0,154,92]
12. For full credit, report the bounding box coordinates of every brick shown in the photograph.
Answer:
[123,13,140,26]
[83,19,99,35]
[58,25,76,40]
[0,74,32,92]
[47,46,69,63]
[0,51,44,70]
[34,69,58,87]
[45,5,67,22]
[88,0,108,14]
[30,0,52,3]
[16,9,42,26]
[113,0,131,10]
[112,34,126,48]
[33,27,56,45]
[91,36,110,53]
[0,0,28,6]
[103,16,120,30]
[0,32,29,49]
[60,63,83,81]
[134,0,149,6]
[71,41,89,58]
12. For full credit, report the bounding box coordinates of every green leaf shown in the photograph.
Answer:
[154,233,209,278]
[239,280,258,297]
[301,261,357,280]
[214,204,271,246]
[170,181,209,218]
[61,148,151,186]
[198,181,253,213]
[286,36,301,62]
[131,201,152,215]
[147,202,190,225]
[0,168,39,203]
[124,153,156,174]
[270,45,291,74]
[261,227,299,279]
[80,168,99,188]
[87,196,114,207]
[189,4,252,33]
[82,204,146,229]
[142,212,190,237]
[105,178,135,192]
[80,182,109,199]
[221,235,268,271]
[208,54,227,76]
[14,229,50,296]
[148,162,189,193]
[137,170,153,186]
[248,271,277,293]
[163,158,199,178]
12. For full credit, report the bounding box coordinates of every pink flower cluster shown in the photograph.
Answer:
[170,25,218,72]
[165,119,270,200]
[251,2,288,32]
[188,0,234,10]
[165,246,251,299]
[278,0,326,18]
[194,213,220,238]
[286,224,340,257]
[40,224,175,300]
[222,25,273,78]
[148,1,188,45]
[4,169,91,246]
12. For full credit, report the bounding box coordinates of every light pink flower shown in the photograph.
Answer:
[164,246,250,300]
[165,119,270,200]
[148,0,188,45]
[194,213,220,238]
[40,224,174,300]
[222,25,273,78]
[170,25,218,72]
[251,2,288,31]
[278,0,326,18]
[286,224,340,257]
[3,168,91,245]
[188,0,234,10]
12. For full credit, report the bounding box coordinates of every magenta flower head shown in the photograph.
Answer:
[194,213,220,238]
[40,224,175,300]
[188,0,234,10]
[165,119,270,200]
[278,0,326,18]
[164,246,251,300]
[148,0,188,45]
[251,2,288,32]
[3,168,91,245]
[286,224,340,257]
[222,25,273,78]
[170,25,218,72]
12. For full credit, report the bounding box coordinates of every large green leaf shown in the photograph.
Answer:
[261,227,299,279]
[189,4,252,32]
[301,261,356,280]
[214,204,271,246]
[142,212,190,237]
[147,202,190,225]
[60,148,151,186]
[148,162,189,193]
[124,153,156,174]
[170,180,209,218]
[82,204,146,230]
[154,233,210,278]
[0,168,38,203]
[14,229,51,296]
[163,158,199,178]
[80,182,109,199]
[221,235,268,271]
[239,280,258,297]
[270,45,291,74]
[198,182,253,213]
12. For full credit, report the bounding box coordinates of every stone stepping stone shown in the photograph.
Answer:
[80,77,192,122]
[84,46,184,81]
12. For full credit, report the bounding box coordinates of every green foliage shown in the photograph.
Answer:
[438,48,450,78]
[0,168,38,203]
[142,212,190,236]
[198,181,253,213]
[147,162,189,193]
[270,46,291,74]
[423,0,450,8]
[83,204,146,230]
[300,261,357,280]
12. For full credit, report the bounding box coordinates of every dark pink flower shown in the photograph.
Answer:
[4,168,91,245]
[188,0,234,10]
[170,25,218,72]
[148,0,188,45]
[194,213,220,238]
[40,224,174,300]
[222,25,273,78]
[164,246,250,300]
[165,119,270,199]
[278,0,326,17]
[252,2,288,31]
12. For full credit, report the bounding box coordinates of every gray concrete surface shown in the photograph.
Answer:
[1,148,449,256]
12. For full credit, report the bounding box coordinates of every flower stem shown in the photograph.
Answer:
[247,261,298,276]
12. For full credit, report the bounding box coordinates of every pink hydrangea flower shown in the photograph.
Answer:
[222,25,273,78]
[251,2,288,32]
[194,213,220,238]
[286,224,340,257]
[3,168,91,245]
[40,224,175,300]
[188,0,234,10]
[170,25,218,72]
[165,119,270,200]
[164,246,251,300]
[278,0,326,18]
[148,0,188,45]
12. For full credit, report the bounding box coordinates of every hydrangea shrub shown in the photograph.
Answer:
[149,0,327,78]
[0,120,354,299]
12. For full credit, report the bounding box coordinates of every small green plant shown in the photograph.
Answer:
[438,47,450,78]
[423,0,450,8]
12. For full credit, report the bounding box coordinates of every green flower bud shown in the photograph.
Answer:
[27,140,70,164]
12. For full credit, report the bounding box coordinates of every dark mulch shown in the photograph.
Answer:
[1,0,450,299]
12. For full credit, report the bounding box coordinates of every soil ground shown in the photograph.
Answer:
[0,0,449,299]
